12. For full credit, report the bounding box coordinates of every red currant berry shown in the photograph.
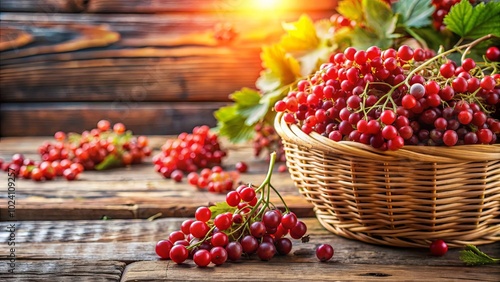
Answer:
[316,244,334,262]
[193,249,211,267]
[210,246,228,265]
[239,187,256,202]
[195,206,212,222]
[486,46,500,61]
[169,245,189,264]
[235,161,248,173]
[429,239,448,256]
[155,240,173,259]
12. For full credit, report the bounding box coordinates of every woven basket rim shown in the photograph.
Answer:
[275,112,500,162]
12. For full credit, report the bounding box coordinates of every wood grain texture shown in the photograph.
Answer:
[0,12,329,102]
[1,217,498,264]
[0,260,125,282]
[0,136,313,220]
[0,0,87,13]
[0,102,226,136]
[0,27,34,51]
[0,8,335,136]
[121,261,500,282]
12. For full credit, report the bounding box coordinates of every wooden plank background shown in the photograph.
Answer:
[0,0,338,137]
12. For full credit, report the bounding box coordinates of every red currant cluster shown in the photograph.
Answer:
[275,41,500,150]
[185,166,239,193]
[153,125,227,179]
[1,120,151,181]
[38,120,151,171]
[1,153,84,181]
[155,153,324,267]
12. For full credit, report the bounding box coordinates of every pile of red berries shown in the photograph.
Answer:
[153,125,227,179]
[185,166,239,193]
[1,120,151,181]
[275,40,500,150]
[155,153,326,267]
[1,153,84,181]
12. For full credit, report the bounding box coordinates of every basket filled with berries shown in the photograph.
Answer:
[274,37,500,248]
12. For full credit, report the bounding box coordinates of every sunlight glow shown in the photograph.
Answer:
[254,0,282,10]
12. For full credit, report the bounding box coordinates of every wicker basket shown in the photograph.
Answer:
[275,112,500,248]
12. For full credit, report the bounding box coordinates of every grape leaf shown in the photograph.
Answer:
[337,0,364,23]
[279,14,320,52]
[256,44,301,92]
[363,0,395,37]
[349,0,397,50]
[443,0,500,39]
[393,0,434,28]
[209,201,235,219]
[214,88,264,143]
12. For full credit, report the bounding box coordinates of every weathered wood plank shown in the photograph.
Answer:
[0,23,120,61]
[0,54,261,102]
[0,136,313,219]
[0,102,225,136]
[1,218,498,265]
[0,260,125,282]
[0,0,337,13]
[121,260,500,282]
[0,12,331,53]
[0,27,33,51]
[0,0,86,13]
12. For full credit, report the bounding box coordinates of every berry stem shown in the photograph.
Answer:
[403,34,497,89]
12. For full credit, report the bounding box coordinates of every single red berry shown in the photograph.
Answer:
[235,161,249,173]
[193,249,211,267]
[316,244,334,262]
[210,246,228,265]
[155,240,173,259]
[169,245,189,264]
[486,46,500,61]
[429,239,448,256]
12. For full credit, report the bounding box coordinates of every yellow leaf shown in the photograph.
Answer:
[279,14,320,51]
[260,44,301,89]
[338,0,364,23]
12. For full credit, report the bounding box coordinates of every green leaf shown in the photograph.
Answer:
[459,244,500,266]
[406,26,451,51]
[363,0,396,39]
[337,0,364,23]
[444,0,500,39]
[279,14,320,52]
[214,88,266,143]
[256,70,282,93]
[214,105,256,143]
[209,201,235,219]
[393,0,434,28]
[350,23,395,50]
[256,44,301,92]
[347,0,396,50]
[230,87,261,107]
[95,154,122,170]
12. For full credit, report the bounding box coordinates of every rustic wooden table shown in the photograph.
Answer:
[1,137,499,281]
